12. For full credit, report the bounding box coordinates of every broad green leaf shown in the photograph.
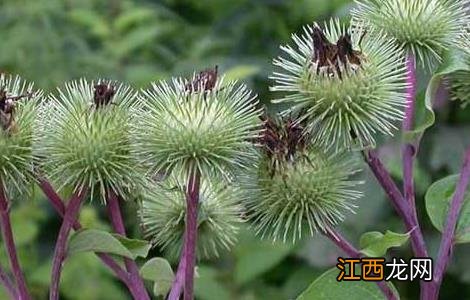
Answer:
[404,48,470,146]
[425,175,470,243]
[282,266,320,299]
[68,229,133,258]
[297,267,399,300]
[359,230,410,257]
[112,234,151,259]
[30,254,128,300]
[140,257,174,297]
[195,266,231,300]
[234,229,294,285]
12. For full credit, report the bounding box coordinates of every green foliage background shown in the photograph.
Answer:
[0,0,469,299]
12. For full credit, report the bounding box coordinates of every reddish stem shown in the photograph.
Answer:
[402,54,417,211]
[0,264,17,299]
[427,148,470,299]
[0,180,31,300]
[401,54,430,300]
[106,190,150,300]
[49,186,87,300]
[183,170,200,300]
[323,227,397,300]
[365,150,428,258]
[168,237,186,300]
[37,179,139,296]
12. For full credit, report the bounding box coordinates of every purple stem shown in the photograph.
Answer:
[49,186,87,300]
[183,169,200,300]
[364,150,427,257]
[323,227,397,300]
[106,190,150,300]
[0,180,31,300]
[401,54,430,299]
[426,148,470,299]
[168,238,186,300]
[36,179,139,297]
[402,54,417,211]
[0,265,17,299]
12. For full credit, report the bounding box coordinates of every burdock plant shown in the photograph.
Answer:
[243,115,362,243]
[271,19,408,150]
[0,74,41,300]
[38,79,149,300]
[0,1,469,300]
[242,114,397,298]
[133,68,261,300]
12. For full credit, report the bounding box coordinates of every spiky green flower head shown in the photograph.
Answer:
[271,19,407,151]
[450,25,470,107]
[139,175,244,259]
[133,69,261,180]
[450,70,470,108]
[242,116,362,243]
[38,79,142,201]
[352,0,469,70]
[0,74,42,197]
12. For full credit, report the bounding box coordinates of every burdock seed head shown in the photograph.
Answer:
[242,115,362,243]
[271,19,407,150]
[0,74,41,197]
[139,175,244,259]
[352,0,469,70]
[37,79,142,201]
[133,69,261,180]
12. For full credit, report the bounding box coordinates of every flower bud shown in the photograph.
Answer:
[140,176,244,258]
[242,116,362,243]
[352,0,469,69]
[133,73,261,180]
[38,79,142,200]
[0,74,41,197]
[272,19,407,150]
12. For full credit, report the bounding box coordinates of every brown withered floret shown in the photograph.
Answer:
[0,88,32,133]
[312,27,338,73]
[311,26,365,79]
[93,83,116,108]
[336,33,363,66]
[185,66,218,93]
[258,114,309,176]
[285,117,308,159]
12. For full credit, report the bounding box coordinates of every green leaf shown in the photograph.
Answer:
[404,48,470,146]
[425,175,470,243]
[359,230,410,257]
[112,234,151,259]
[68,229,133,258]
[297,267,399,300]
[234,229,294,285]
[195,266,231,300]
[139,257,174,297]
